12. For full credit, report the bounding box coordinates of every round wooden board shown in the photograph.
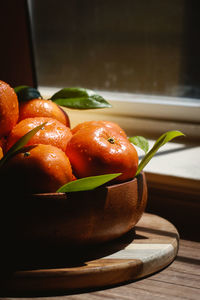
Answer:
[0,213,179,296]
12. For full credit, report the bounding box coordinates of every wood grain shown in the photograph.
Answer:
[1,240,199,299]
[0,213,179,296]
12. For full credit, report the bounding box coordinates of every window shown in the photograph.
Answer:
[29,0,200,97]
[28,0,200,139]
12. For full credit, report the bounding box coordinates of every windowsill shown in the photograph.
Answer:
[40,86,200,141]
[138,140,200,196]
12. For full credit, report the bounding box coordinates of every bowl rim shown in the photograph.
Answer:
[27,172,145,198]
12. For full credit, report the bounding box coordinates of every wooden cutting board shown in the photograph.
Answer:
[0,213,179,296]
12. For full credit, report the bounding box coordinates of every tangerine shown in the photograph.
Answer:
[0,137,6,153]
[6,117,72,152]
[0,146,3,160]
[72,120,127,138]
[0,80,19,137]
[0,144,73,193]
[66,125,138,182]
[19,98,70,127]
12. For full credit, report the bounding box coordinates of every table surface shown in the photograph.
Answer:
[1,226,199,300]
[61,239,199,300]
[2,239,199,300]
[0,213,179,296]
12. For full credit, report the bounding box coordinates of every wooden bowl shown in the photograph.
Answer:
[1,172,147,267]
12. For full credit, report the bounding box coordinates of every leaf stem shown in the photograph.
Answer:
[136,130,185,176]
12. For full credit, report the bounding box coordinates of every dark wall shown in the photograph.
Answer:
[0,0,36,87]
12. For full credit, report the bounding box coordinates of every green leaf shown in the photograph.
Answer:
[14,86,42,102]
[129,136,149,154]
[136,130,185,176]
[14,85,29,93]
[0,122,47,168]
[57,173,121,193]
[51,87,111,109]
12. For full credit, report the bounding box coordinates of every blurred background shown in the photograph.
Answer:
[1,0,200,99]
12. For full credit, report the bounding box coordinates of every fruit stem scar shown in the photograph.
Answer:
[24,152,30,157]
[107,137,115,144]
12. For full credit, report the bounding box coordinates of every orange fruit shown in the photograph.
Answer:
[0,80,19,137]
[0,144,73,193]
[6,117,72,152]
[19,98,70,127]
[66,125,138,182]
[0,136,6,153]
[0,146,3,160]
[72,120,127,138]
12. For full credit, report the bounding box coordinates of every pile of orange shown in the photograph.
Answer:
[0,80,138,193]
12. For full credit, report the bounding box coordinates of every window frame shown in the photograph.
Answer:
[40,86,200,141]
